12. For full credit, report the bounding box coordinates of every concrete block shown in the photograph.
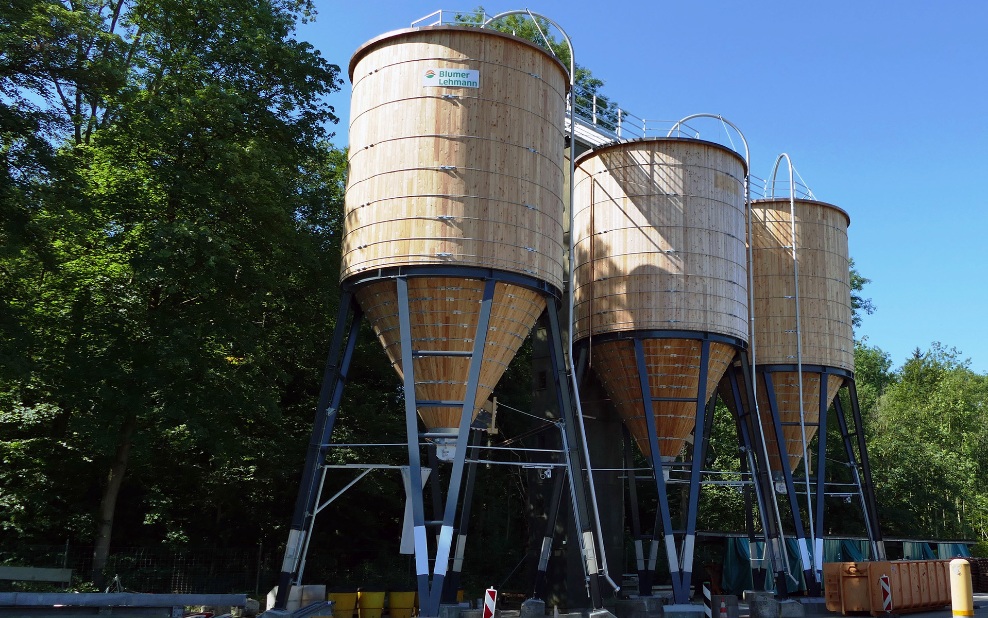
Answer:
[521,599,546,618]
[461,610,482,618]
[588,610,618,618]
[794,598,828,616]
[613,597,664,618]
[439,605,464,618]
[777,600,804,618]
[660,604,704,618]
[746,593,778,618]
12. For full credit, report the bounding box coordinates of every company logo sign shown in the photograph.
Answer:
[423,68,480,88]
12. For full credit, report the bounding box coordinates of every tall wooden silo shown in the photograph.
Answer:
[572,137,749,603]
[275,24,580,616]
[748,198,853,472]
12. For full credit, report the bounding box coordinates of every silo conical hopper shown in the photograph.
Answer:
[745,198,853,472]
[572,138,749,460]
[344,26,568,434]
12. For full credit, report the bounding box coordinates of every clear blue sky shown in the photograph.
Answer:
[299,1,988,374]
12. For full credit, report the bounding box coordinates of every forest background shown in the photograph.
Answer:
[2,0,988,597]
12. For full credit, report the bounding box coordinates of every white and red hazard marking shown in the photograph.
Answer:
[483,587,498,618]
[880,574,893,612]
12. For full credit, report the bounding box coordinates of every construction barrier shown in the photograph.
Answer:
[823,560,951,615]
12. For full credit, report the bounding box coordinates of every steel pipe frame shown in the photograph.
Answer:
[576,330,740,604]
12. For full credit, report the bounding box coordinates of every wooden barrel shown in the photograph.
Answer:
[572,138,748,457]
[344,26,568,430]
[749,198,853,471]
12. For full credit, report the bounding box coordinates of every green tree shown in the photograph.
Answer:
[0,0,344,586]
[867,344,988,539]
[455,7,621,130]
[850,258,876,329]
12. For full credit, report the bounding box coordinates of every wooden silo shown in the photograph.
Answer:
[747,198,853,472]
[345,26,568,432]
[572,138,749,459]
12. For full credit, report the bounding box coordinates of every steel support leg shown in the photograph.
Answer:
[623,425,652,596]
[811,370,830,592]
[532,466,567,600]
[833,383,885,560]
[546,307,603,608]
[725,359,778,591]
[762,371,814,593]
[444,429,481,603]
[275,292,362,610]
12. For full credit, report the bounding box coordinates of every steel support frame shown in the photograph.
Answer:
[579,330,743,604]
[275,266,584,616]
[751,363,884,595]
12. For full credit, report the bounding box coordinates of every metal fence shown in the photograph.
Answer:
[0,545,277,595]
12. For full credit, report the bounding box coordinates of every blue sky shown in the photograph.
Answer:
[299,1,988,373]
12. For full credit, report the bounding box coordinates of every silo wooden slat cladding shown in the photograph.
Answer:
[344,27,568,429]
[749,198,853,471]
[572,139,749,457]
[345,27,567,287]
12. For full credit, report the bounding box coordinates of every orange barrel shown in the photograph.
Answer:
[747,198,853,471]
[572,138,749,457]
[344,26,568,430]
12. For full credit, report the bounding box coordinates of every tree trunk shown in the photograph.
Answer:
[91,411,138,587]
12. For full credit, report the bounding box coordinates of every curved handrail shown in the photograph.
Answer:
[667,113,750,165]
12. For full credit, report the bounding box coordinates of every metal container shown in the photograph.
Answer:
[572,138,748,457]
[343,26,568,430]
[823,560,951,615]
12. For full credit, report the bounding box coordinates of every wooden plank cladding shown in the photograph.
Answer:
[355,277,546,430]
[749,198,854,371]
[571,138,749,342]
[570,138,748,457]
[344,26,568,290]
[593,338,737,458]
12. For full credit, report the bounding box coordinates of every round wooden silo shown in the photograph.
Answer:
[749,198,853,471]
[572,138,749,458]
[344,26,568,431]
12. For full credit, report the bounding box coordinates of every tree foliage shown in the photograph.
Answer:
[0,0,346,585]
[866,344,988,540]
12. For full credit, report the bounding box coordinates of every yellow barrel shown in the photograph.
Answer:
[344,26,568,430]
[572,138,749,457]
[749,198,853,471]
